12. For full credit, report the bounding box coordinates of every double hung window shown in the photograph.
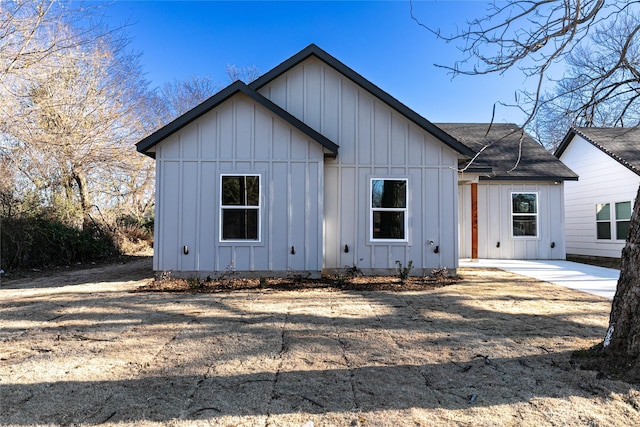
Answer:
[370,178,408,241]
[616,202,632,240]
[220,175,260,241]
[511,192,538,238]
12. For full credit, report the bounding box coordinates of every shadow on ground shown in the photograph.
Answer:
[1,266,637,426]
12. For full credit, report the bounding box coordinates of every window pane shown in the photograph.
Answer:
[617,221,630,240]
[245,176,259,206]
[222,209,258,240]
[222,176,259,206]
[222,176,242,205]
[597,222,611,240]
[512,216,537,236]
[616,201,632,220]
[372,211,405,239]
[596,203,610,221]
[372,180,406,208]
[512,193,537,214]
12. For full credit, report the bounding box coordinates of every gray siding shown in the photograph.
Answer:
[258,57,459,273]
[154,93,325,276]
[458,181,566,260]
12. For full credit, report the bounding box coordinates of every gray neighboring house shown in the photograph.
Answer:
[136,44,578,277]
[556,127,640,259]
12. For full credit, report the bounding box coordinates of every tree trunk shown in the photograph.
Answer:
[604,184,640,357]
[72,167,92,228]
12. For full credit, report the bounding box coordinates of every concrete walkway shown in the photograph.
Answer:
[459,259,620,300]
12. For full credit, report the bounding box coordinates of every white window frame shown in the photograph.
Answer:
[219,173,261,243]
[511,192,539,239]
[596,201,632,242]
[615,201,632,241]
[369,177,409,242]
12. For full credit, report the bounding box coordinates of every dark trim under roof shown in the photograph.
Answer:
[554,128,576,160]
[250,44,477,159]
[136,80,339,158]
[555,127,640,176]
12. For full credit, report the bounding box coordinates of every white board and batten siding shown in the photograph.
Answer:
[559,135,640,258]
[458,181,567,260]
[258,56,460,274]
[154,92,325,276]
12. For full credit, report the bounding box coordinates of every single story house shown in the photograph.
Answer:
[136,44,577,277]
[555,127,640,259]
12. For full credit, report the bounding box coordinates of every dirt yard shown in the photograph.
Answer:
[1,258,639,426]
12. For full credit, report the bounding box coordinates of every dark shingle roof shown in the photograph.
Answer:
[436,123,578,181]
[555,127,640,176]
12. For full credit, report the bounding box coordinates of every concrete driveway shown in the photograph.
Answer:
[459,259,620,299]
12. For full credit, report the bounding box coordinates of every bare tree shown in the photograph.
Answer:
[225,64,260,83]
[414,1,640,362]
[1,21,154,227]
[157,64,260,123]
[531,10,640,149]
[157,75,220,122]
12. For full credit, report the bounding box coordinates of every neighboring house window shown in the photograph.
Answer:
[370,178,408,241]
[220,175,260,241]
[616,201,632,240]
[596,201,631,241]
[596,203,611,240]
[511,192,538,237]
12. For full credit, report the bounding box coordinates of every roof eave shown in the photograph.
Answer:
[136,80,339,156]
[459,166,493,174]
[136,81,246,156]
[553,127,578,158]
[480,175,578,182]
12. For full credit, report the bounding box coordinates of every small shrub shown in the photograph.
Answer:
[187,277,202,290]
[259,277,268,288]
[396,260,413,284]
[344,263,363,277]
[216,262,237,286]
[334,263,363,287]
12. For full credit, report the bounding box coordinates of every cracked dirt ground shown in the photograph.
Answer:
[2,258,640,426]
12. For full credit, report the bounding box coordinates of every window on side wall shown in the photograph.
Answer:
[370,178,408,241]
[596,201,631,241]
[596,203,612,240]
[511,192,538,238]
[220,175,260,241]
[616,201,632,240]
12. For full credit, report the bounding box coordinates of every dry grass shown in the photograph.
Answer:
[1,259,639,426]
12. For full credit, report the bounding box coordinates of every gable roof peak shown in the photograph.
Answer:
[555,126,640,176]
[251,44,476,158]
[136,80,338,157]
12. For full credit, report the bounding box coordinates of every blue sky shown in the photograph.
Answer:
[103,1,537,125]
